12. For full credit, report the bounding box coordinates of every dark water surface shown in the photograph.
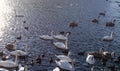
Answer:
[0,0,120,71]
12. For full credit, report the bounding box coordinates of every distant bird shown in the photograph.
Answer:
[99,12,106,16]
[106,19,116,27]
[23,21,26,23]
[36,55,41,64]
[91,16,100,24]
[39,31,53,40]
[0,55,18,69]
[16,32,22,40]
[24,27,29,31]
[5,40,16,51]
[55,51,72,62]
[69,21,78,28]
[102,32,114,41]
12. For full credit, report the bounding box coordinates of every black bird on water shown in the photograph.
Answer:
[36,55,41,64]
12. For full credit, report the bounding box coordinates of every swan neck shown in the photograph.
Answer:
[65,38,68,49]
[15,54,18,65]
[65,33,69,49]
[51,31,54,37]
[110,33,113,38]
[25,45,28,55]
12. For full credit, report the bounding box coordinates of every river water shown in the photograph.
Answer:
[0,0,120,71]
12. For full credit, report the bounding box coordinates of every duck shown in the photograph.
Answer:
[106,19,116,27]
[99,11,106,16]
[55,60,75,71]
[24,27,29,31]
[39,31,53,40]
[36,55,41,64]
[53,33,69,50]
[69,21,78,28]
[91,16,100,24]
[102,32,114,41]
[86,54,95,65]
[0,54,18,69]
[5,40,16,51]
[16,32,22,40]
[55,51,72,62]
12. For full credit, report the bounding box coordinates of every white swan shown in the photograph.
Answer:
[39,31,53,40]
[10,45,28,57]
[102,32,114,41]
[55,60,75,71]
[55,51,72,62]
[0,54,18,69]
[53,67,60,71]
[53,33,69,50]
[53,34,67,41]
[86,54,95,65]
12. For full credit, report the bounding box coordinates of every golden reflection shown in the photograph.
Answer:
[0,0,12,39]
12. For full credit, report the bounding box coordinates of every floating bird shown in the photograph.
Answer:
[10,45,28,57]
[53,32,70,41]
[102,32,114,41]
[53,33,69,50]
[106,19,116,27]
[0,55,18,69]
[24,27,29,31]
[39,31,53,40]
[91,16,100,24]
[16,32,22,40]
[55,60,75,71]
[86,54,95,65]
[36,55,41,64]
[69,22,78,28]
[99,11,106,16]
[5,40,16,51]
[55,51,72,62]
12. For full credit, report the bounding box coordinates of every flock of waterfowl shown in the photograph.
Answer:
[0,0,120,71]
